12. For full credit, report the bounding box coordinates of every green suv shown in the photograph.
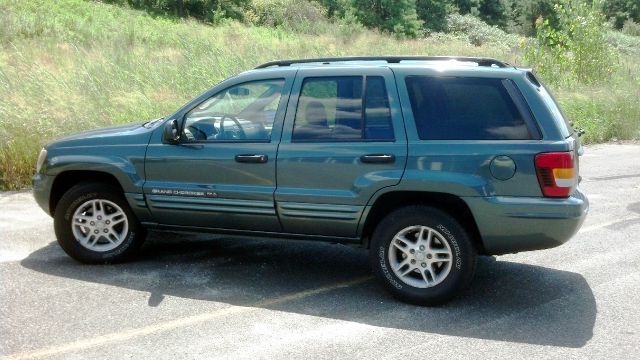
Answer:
[32,56,588,305]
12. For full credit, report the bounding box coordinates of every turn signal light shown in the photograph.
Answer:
[535,152,576,198]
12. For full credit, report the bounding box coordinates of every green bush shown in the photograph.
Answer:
[453,0,479,14]
[351,0,423,37]
[445,13,518,48]
[523,0,618,85]
[102,0,249,22]
[1,0,639,189]
[601,0,640,29]
[622,18,640,36]
[315,0,354,18]
[246,0,328,32]
[559,87,640,143]
[416,0,454,32]
[478,0,508,28]
[606,30,640,55]
[501,0,557,36]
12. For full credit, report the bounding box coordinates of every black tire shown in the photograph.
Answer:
[370,205,476,306]
[53,182,146,264]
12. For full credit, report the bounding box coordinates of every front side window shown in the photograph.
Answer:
[292,76,394,141]
[183,79,285,141]
[405,76,536,140]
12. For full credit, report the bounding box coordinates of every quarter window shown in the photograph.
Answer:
[183,79,285,141]
[405,76,537,140]
[292,76,394,141]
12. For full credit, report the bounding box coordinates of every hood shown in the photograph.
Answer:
[47,120,161,150]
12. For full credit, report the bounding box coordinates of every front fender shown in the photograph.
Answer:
[45,145,147,193]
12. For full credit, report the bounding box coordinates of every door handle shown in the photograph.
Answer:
[235,154,268,163]
[360,154,395,164]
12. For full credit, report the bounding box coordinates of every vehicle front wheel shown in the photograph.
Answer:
[53,182,146,264]
[370,206,476,305]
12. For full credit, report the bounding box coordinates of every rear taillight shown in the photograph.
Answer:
[535,152,576,198]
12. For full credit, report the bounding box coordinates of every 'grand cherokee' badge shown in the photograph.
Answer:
[150,188,218,198]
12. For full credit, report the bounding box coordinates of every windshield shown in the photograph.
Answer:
[142,117,165,128]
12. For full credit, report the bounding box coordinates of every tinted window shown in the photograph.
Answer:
[364,76,394,140]
[183,79,284,141]
[293,76,394,141]
[405,76,534,140]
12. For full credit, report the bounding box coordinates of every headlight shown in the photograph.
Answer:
[36,148,47,173]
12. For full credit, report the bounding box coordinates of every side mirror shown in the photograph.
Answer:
[163,119,180,144]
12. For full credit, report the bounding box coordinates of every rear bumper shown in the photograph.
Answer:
[463,188,589,255]
[32,173,54,216]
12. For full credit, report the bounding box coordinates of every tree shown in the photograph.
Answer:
[103,0,249,22]
[504,0,558,36]
[453,0,479,14]
[316,0,347,18]
[523,0,617,84]
[601,0,640,29]
[478,0,507,28]
[416,0,453,32]
[352,0,423,37]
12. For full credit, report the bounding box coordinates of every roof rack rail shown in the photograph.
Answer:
[255,56,511,69]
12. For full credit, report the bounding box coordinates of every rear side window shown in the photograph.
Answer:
[405,76,538,140]
[293,76,394,141]
[364,76,394,140]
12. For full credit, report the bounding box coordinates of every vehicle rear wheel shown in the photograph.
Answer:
[370,205,476,305]
[53,182,146,263]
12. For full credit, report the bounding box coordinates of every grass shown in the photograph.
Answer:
[0,0,639,190]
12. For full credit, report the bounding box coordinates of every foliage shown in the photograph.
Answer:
[601,0,640,29]
[103,0,249,22]
[245,0,328,32]
[453,0,479,14]
[102,0,640,39]
[447,0,560,36]
[100,0,640,39]
[446,13,518,47]
[351,0,423,37]
[559,85,640,143]
[416,0,454,32]
[0,0,512,189]
[0,0,639,189]
[478,0,508,28]
[622,18,640,36]
[606,29,640,55]
[523,0,618,85]
[500,0,558,35]
[315,0,354,18]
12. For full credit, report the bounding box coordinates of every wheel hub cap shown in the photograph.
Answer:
[414,251,427,261]
[388,225,453,288]
[71,199,129,252]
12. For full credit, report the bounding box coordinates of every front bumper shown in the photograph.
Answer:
[463,187,589,255]
[32,173,55,216]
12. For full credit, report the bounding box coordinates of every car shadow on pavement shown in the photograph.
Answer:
[20,231,596,348]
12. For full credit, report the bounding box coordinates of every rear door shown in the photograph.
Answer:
[275,67,407,238]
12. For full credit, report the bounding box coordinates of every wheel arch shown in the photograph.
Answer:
[49,171,124,216]
[360,191,486,254]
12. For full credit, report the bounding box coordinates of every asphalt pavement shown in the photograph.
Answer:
[1,144,639,359]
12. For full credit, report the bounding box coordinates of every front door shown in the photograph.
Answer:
[144,73,294,232]
[275,67,408,238]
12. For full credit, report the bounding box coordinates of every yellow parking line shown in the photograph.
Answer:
[4,276,373,360]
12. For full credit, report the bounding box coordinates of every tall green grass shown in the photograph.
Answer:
[0,0,638,189]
